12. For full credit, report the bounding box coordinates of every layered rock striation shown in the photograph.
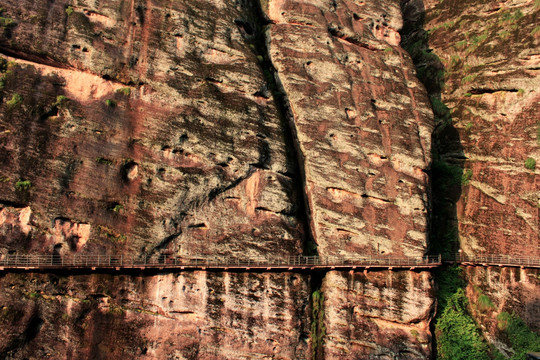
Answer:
[0,271,310,359]
[0,0,304,259]
[403,0,539,257]
[263,0,433,258]
[0,0,439,359]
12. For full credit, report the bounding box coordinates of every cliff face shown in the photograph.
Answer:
[263,0,433,258]
[0,0,437,358]
[3,0,536,359]
[322,270,435,359]
[401,0,539,357]
[0,272,310,359]
[402,0,539,257]
[0,0,304,258]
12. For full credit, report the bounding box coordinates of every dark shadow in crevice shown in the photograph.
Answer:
[400,1,466,358]
[400,0,465,257]
[236,0,317,256]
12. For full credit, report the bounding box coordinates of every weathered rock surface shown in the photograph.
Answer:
[0,272,311,359]
[401,0,540,356]
[322,270,434,359]
[0,0,440,358]
[406,0,539,256]
[464,266,540,356]
[263,0,434,258]
[0,0,304,258]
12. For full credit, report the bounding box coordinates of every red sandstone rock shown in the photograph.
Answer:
[418,0,539,257]
[0,0,303,258]
[0,0,439,358]
[322,270,434,359]
[0,272,311,359]
[264,0,433,258]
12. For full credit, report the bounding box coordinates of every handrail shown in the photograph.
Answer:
[1,253,538,271]
[0,254,442,269]
[443,253,540,267]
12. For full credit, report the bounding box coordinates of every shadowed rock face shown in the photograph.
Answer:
[411,0,539,257]
[0,0,437,358]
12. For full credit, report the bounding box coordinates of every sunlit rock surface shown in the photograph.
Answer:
[263,0,433,258]
[0,0,439,358]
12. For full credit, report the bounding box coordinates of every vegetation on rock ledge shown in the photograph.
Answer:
[434,266,490,360]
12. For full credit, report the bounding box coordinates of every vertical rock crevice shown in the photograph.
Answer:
[310,273,326,360]
[236,0,318,255]
[399,0,465,257]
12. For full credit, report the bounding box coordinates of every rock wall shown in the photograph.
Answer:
[0,271,311,359]
[0,0,304,259]
[0,0,439,358]
[263,0,433,258]
[464,266,540,356]
[400,0,540,357]
[322,270,434,359]
[403,0,539,257]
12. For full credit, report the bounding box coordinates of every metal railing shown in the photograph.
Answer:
[0,253,442,270]
[443,253,540,268]
[1,253,538,271]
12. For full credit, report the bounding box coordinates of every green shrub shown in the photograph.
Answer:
[436,288,490,360]
[477,294,495,312]
[6,93,22,107]
[96,157,113,165]
[462,74,478,84]
[54,95,68,107]
[0,17,13,27]
[105,99,116,107]
[110,204,124,212]
[15,179,31,191]
[462,169,473,185]
[497,311,512,331]
[28,292,41,299]
[524,157,536,170]
[497,312,540,360]
[456,40,468,48]
[65,6,74,16]
[116,87,131,96]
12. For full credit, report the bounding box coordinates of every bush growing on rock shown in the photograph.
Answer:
[6,93,22,107]
[524,157,536,170]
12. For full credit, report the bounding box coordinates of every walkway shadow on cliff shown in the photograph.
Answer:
[400,0,466,256]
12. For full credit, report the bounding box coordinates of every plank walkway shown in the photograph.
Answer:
[0,254,440,272]
[0,253,539,272]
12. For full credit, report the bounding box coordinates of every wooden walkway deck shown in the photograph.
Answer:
[0,253,539,272]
